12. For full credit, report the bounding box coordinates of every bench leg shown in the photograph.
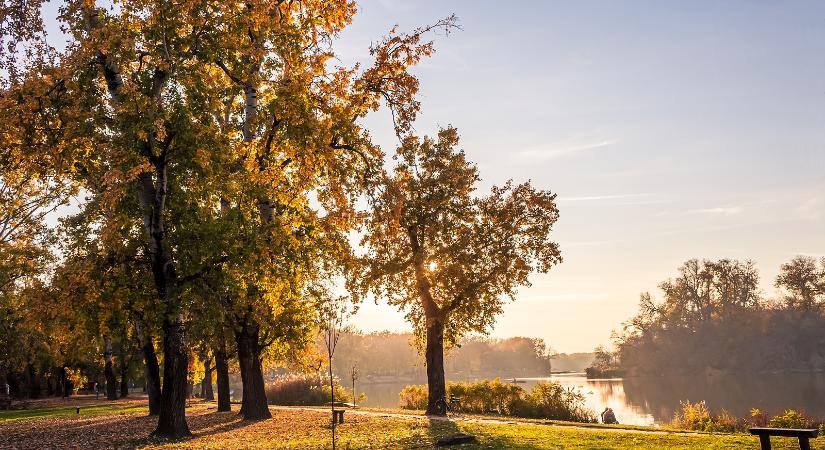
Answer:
[759,435,771,450]
[799,436,810,450]
[338,413,344,424]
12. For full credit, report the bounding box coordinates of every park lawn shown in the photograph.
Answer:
[0,396,149,422]
[0,399,816,449]
[357,406,686,433]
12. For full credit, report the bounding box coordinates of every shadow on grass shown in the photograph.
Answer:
[410,416,541,450]
[0,401,258,449]
[126,409,256,448]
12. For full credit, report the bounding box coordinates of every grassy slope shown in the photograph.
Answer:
[0,399,814,449]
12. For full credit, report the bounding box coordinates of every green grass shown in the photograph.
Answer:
[0,401,147,421]
[0,399,818,449]
[356,405,685,433]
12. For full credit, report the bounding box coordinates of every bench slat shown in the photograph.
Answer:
[749,427,818,438]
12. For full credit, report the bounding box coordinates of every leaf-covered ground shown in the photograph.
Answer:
[0,397,817,449]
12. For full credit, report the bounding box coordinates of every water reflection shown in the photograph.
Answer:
[622,372,825,423]
[358,372,825,426]
[521,374,655,425]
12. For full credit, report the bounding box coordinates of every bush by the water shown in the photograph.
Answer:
[398,384,428,410]
[672,401,818,433]
[265,373,357,406]
[525,382,597,422]
[671,401,740,432]
[399,379,596,423]
[768,409,811,429]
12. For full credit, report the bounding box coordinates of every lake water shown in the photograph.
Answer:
[357,372,825,426]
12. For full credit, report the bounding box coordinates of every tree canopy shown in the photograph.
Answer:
[359,126,561,414]
[0,0,457,437]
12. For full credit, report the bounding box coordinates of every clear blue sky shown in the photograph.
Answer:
[336,1,825,352]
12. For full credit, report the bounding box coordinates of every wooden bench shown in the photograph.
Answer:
[749,427,818,450]
[0,393,11,410]
[331,409,345,424]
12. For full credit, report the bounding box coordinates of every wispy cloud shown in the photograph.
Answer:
[516,139,618,160]
[564,239,624,248]
[558,193,650,203]
[689,206,745,216]
[795,196,823,220]
[520,292,609,302]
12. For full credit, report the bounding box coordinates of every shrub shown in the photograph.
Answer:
[399,384,428,410]
[749,408,768,428]
[397,379,596,423]
[64,368,87,394]
[769,409,810,429]
[529,382,597,423]
[448,379,525,415]
[673,400,713,431]
[265,373,353,406]
[703,409,740,433]
[672,401,744,432]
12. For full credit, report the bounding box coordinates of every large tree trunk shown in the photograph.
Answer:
[86,9,185,435]
[235,318,271,420]
[119,356,130,398]
[103,335,118,400]
[141,333,162,415]
[62,367,72,398]
[137,167,191,438]
[215,347,231,412]
[409,236,448,417]
[25,363,40,399]
[153,318,190,438]
[424,316,447,416]
[201,357,214,401]
[46,370,55,397]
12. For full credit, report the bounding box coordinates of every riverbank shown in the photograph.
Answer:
[0,397,817,449]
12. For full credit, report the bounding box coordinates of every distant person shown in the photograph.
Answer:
[2,380,9,395]
[601,407,618,424]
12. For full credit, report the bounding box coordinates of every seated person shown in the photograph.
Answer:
[601,407,619,424]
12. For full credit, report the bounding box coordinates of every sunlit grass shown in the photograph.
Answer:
[0,399,147,421]
[0,399,815,449]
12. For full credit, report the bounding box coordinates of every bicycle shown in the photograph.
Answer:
[434,394,462,415]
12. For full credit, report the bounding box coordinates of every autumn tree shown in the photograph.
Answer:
[2,0,455,434]
[188,8,457,421]
[776,255,825,311]
[614,258,773,376]
[360,127,562,415]
[0,110,68,391]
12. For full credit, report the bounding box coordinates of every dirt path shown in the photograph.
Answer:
[269,405,701,436]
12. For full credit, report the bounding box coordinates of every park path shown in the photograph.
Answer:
[268,405,701,436]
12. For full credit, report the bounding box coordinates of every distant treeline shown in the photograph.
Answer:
[550,352,595,373]
[329,331,555,381]
[596,256,825,376]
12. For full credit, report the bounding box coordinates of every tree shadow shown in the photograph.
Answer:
[0,402,262,449]
[412,415,542,449]
[121,409,258,448]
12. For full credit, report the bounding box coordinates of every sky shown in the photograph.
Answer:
[332,1,825,352]
[35,0,825,353]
